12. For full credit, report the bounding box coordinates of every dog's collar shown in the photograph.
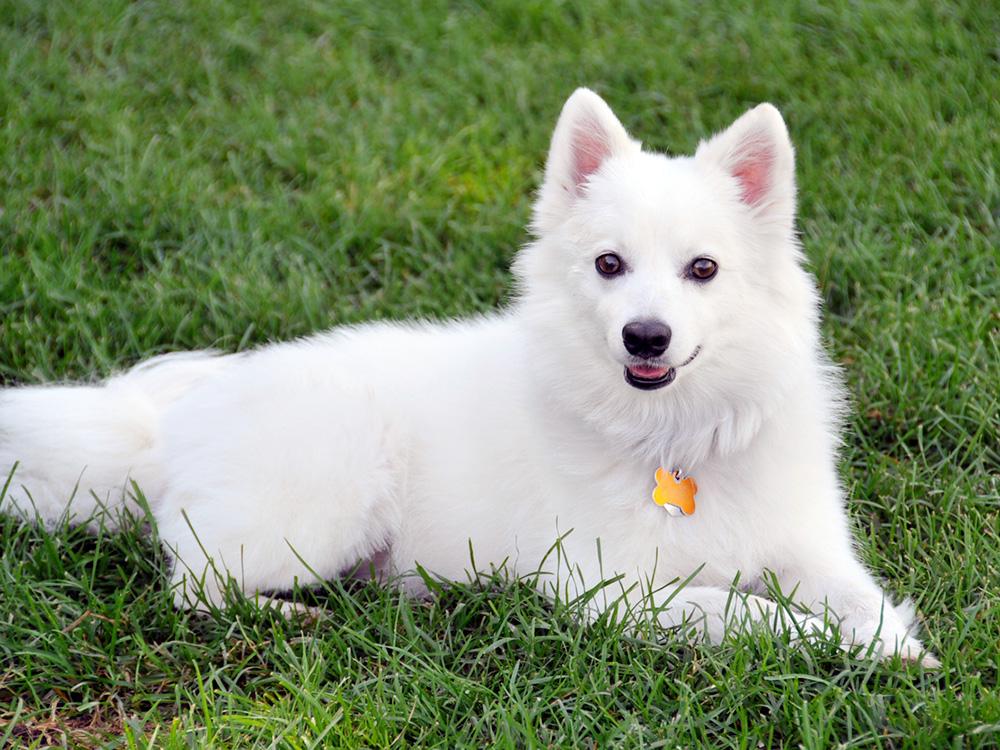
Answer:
[652,468,697,516]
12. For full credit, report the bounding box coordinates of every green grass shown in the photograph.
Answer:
[1,0,998,746]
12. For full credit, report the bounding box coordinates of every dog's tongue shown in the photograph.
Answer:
[628,364,670,379]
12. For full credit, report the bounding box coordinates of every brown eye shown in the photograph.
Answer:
[595,252,624,277]
[688,257,718,281]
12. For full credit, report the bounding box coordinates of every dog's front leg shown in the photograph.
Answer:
[647,584,833,645]
[774,546,938,666]
[575,574,832,646]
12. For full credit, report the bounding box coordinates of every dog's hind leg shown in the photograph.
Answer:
[151,359,405,613]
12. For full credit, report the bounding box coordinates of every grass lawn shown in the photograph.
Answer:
[1,0,998,746]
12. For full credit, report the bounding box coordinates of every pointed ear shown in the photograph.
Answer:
[532,88,638,235]
[695,104,796,234]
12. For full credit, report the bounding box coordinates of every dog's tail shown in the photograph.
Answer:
[0,352,229,529]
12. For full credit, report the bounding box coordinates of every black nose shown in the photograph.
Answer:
[622,320,672,358]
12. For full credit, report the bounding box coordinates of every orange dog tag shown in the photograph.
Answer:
[652,468,697,516]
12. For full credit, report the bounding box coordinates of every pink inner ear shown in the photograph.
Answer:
[731,143,773,206]
[570,120,612,191]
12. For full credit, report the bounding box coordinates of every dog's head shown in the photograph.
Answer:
[515,89,822,458]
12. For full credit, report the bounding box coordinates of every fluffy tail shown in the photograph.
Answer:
[0,352,229,529]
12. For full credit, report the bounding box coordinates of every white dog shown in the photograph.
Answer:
[0,89,934,664]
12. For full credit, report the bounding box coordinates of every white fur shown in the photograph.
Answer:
[0,89,934,664]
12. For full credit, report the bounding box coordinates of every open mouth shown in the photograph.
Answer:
[624,347,701,391]
[624,364,676,390]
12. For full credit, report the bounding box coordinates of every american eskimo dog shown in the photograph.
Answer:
[0,89,935,664]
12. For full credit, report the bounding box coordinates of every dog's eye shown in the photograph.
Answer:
[687,257,718,281]
[595,253,625,277]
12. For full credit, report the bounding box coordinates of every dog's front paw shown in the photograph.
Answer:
[877,635,940,668]
[847,619,939,668]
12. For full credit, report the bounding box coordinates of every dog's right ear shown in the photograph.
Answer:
[532,88,638,235]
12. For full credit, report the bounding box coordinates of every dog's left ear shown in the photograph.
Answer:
[695,104,796,236]
[533,88,639,235]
